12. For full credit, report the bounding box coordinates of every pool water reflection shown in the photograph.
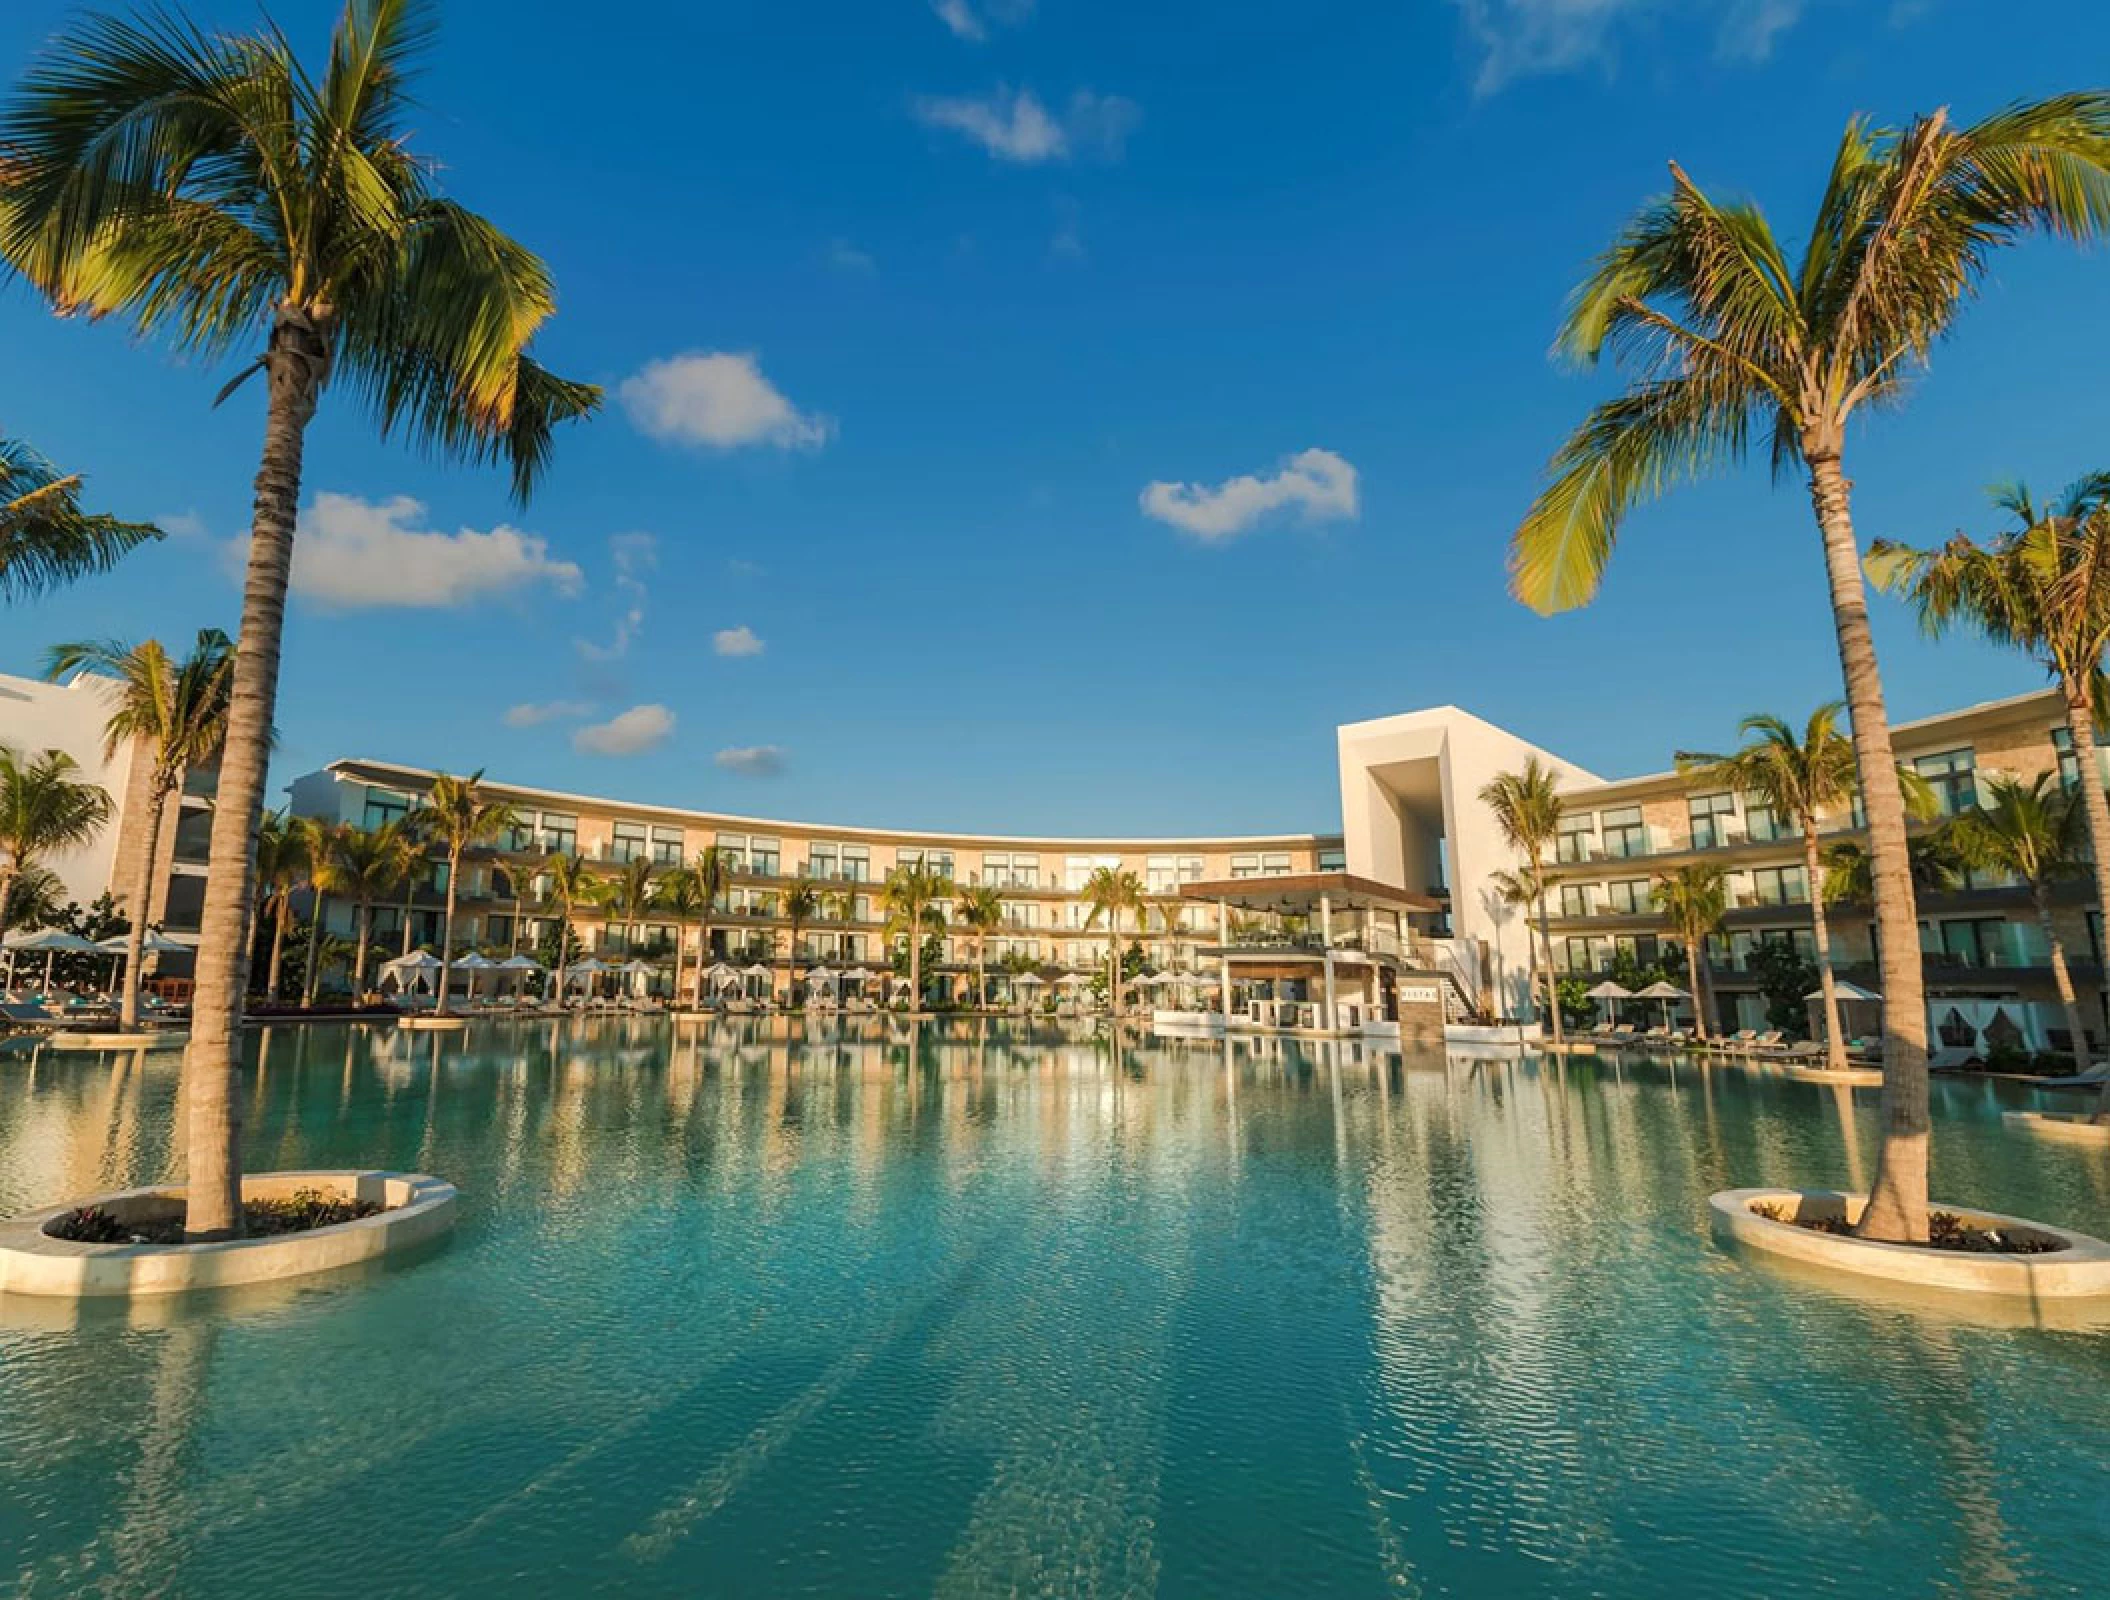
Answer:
[1,1019,2108,1598]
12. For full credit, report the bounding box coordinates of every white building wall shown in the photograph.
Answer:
[1337,706,1599,1018]
[0,669,141,908]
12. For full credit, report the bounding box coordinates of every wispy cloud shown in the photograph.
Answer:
[912,85,1139,164]
[930,0,1036,41]
[158,510,209,541]
[503,699,595,728]
[715,744,786,777]
[242,493,582,609]
[573,704,676,757]
[576,532,658,662]
[1140,448,1361,542]
[727,558,765,580]
[1049,195,1085,262]
[620,352,834,450]
[1452,0,1810,93]
[826,237,876,274]
[713,625,765,658]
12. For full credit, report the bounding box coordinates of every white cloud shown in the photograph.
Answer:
[247,493,583,609]
[619,352,833,450]
[931,0,1036,41]
[713,625,765,658]
[911,86,1139,164]
[158,510,209,540]
[577,532,658,661]
[826,237,876,274]
[1140,448,1361,542]
[572,704,676,757]
[1451,0,1808,93]
[503,699,595,728]
[715,745,786,777]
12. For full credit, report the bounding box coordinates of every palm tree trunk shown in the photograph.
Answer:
[0,866,16,945]
[181,308,328,1241]
[267,897,289,999]
[1533,861,1562,1045]
[354,899,373,995]
[436,850,461,1016]
[2033,888,2092,1082]
[909,912,922,1010]
[1685,935,1706,1041]
[119,778,173,1030]
[693,911,708,1006]
[301,888,323,1007]
[1804,823,1847,1071]
[2057,685,2110,1114]
[400,878,415,957]
[977,937,987,1010]
[1808,449,1929,1243]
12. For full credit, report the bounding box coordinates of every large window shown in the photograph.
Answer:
[1687,792,1737,850]
[1749,865,1808,906]
[611,821,648,863]
[1558,883,1593,918]
[1561,936,1599,973]
[1912,748,1977,817]
[1556,813,1596,863]
[650,827,684,866]
[1744,799,1787,843]
[749,837,781,876]
[1318,847,1346,871]
[1146,855,1204,893]
[1067,853,1121,889]
[539,812,578,856]
[897,846,952,880]
[1606,878,1650,915]
[1601,806,1647,860]
[979,851,1039,889]
[363,788,413,831]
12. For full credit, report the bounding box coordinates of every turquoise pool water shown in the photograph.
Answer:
[2,1020,2109,1597]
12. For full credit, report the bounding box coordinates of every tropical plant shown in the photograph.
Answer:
[249,810,305,1000]
[421,772,517,1016]
[44,629,234,1025]
[542,851,594,980]
[782,881,820,973]
[881,862,952,1009]
[1677,706,1860,1069]
[0,0,598,1238]
[1479,757,1566,1043]
[1822,833,1964,907]
[0,746,111,939]
[1078,866,1146,1018]
[954,883,1004,1010]
[1948,773,2096,1080]
[1652,865,1728,1040]
[1488,865,1556,1025]
[1505,96,2110,1241]
[651,866,704,1008]
[0,436,160,602]
[293,816,338,1007]
[603,855,656,957]
[688,846,729,1002]
[318,820,414,995]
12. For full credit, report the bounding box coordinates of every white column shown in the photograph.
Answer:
[1218,897,1232,1021]
[1320,892,1337,1031]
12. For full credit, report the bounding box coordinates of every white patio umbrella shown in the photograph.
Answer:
[453,950,498,1003]
[1805,978,1882,1045]
[379,949,444,996]
[1583,979,1634,1025]
[1012,970,1045,986]
[93,929,188,995]
[5,928,99,990]
[1805,979,1880,1001]
[740,962,773,999]
[1056,973,1091,988]
[498,952,544,971]
[563,956,609,994]
[1631,980,1690,1029]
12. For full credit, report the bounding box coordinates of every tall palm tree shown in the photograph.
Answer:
[605,855,657,955]
[1488,864,1553,1030]
[319,821,413,996]
[250,810,306,1000]
[1079,866,1146,1018]
[422,772,517,1017]
[294,815,338,1008]
[0,746,111,938]
[1822,832,1965,909]
[1870,478,2110,1079]
[1652,864,1728,1041]
[1480,757,1566,1044]
[43,630,234,1026]
[1505,97,2110,1242]
[542,851,593,975]
[651,866,704,1010]
[783,881,820,981]
[1948,773,2097,1083]
[0,0,598,1239]
[0,436,160,601]
[1678,707,1859,1070]
[689,845,728,1002]
[955,883,1004,1009]
[881,862,952,1010]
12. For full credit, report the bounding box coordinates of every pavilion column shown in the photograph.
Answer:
[1320,892,1337,1032]
[1218,897,1232,1022]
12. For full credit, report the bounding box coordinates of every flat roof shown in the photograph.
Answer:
[318,758,1343,854]
[1180,871,1443,914]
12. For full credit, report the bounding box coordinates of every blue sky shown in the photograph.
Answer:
[5,0,2110,836]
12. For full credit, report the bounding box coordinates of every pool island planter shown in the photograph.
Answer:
[0,1170,458,1299]
[47,1029,189,1052]
[397,1014,469,1032]
[1777,1062,1884,1087]
[2003,1110,2110,1147]
[1709,1187,2110,1301]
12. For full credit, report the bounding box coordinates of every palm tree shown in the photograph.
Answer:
[1822,832,1964,909]
[652,866,705,1009]
[1678,707,1859,1069]
[43,630,234,1026]
[422,772,517,1017]
[881,862,952,1010]
[250,810,306,1000]
[1870,477,2110,1079]
[1079,866,1146,1018]
[955,883,1004,1009]
[1,436,160,601]
[1505,97,2110,1242]
[689,846,728,1002]
[1948,773,2097,1081]
[0,746,111,938]
[1652,865,1728,1041]
[1480,758,1566,1044]
[0,1,598,1239]
[783,881,820,984]
[606,855,657,957]
[543,851,594,974]
[294,816,338,1008]
[1488,864,1553,1030]
[319,821,413,996]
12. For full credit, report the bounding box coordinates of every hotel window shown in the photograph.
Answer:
[1912,748,1977,817]
[1001,902,1039,928]
[897,846,953,880]
[1606,878,1649,915]
[1557,814,1596,863]
[1146,856,1179,893]
[1937,917,2014,968]
[1066,853,1120,890]
[1262,852,1292,876]
[717,834,749,873]
[1687,792,1737,850]
[1601,806,1647,859]
[539,812,578,856]
[650,827,685,866]
[841,844,870,882]
[1562,936,1598,973]
[1611,933,1664,966]
[1743,798,1787,843]
[749,837,781,877]
[1229,854,1261,879]
[1558,883,1593,918]
[611,821,648,864]
[1750,865,1807,906]
[363,788,412,831]
[808,841,839,879]
[1318,847,1346,872]
[498,816,535,853]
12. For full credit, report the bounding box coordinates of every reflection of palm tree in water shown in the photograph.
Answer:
[1825,1079,1868,1194]
[107,1317,221,1592]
